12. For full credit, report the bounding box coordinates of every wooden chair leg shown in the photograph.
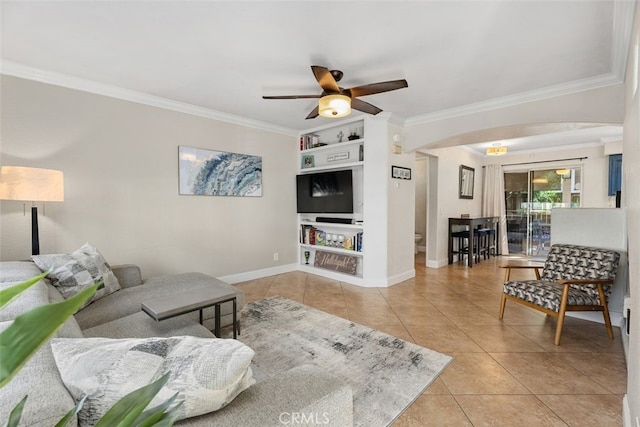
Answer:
[554,286,570,345]
[597,285,614,340]
[499,293,507,319]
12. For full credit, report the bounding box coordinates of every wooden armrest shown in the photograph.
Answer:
[499,260,545,269]
[500,260,544,280]
[555,279,614,286]
[499,264,541,269]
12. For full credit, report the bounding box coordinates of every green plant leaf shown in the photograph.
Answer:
[94,372,171,427]
[135,393,182,427]
[6,395,28,427]
[0,284,98,388]
[54,395,87,427]
[0,271,49,311]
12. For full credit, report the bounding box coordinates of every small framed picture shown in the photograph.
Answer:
[391,165,411,180]
[302,155,315,169]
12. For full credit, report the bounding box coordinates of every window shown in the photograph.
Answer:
[505,167,582,257]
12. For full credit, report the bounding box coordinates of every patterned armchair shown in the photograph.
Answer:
[499,244,621,345]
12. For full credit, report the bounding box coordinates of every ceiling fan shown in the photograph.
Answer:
[262,65,408,119]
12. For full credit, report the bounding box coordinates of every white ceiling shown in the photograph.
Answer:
[0,1,632,153]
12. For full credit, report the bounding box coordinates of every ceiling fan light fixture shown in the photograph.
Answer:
[318,94,351,118]
[555,169,570,176]
[486,146,508,156]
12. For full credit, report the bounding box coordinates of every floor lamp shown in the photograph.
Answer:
[0,166,64,255]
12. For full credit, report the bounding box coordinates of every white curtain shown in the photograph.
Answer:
[482,164,509,255]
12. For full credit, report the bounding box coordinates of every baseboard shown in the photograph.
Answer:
[565,311,623,327]
[386,269,416,287]
[622,395,632,427]
[297,265,366,286]
[621,316,630,367]
[219,263,297,284]
[331,268,416,287]
[426,258,451,268]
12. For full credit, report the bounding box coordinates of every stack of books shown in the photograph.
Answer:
[299,134,325,150]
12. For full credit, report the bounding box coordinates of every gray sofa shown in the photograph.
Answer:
[0,261,353,426]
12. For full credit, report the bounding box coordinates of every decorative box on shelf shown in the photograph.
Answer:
[297,140,364,172]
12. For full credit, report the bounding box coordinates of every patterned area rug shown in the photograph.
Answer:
[238,296,453,427]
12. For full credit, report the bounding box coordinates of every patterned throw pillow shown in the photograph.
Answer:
[51,336,255,424]
[32,242,121,308]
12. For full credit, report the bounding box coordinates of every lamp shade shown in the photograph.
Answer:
[318,94,351,118]
[0,166,64,202]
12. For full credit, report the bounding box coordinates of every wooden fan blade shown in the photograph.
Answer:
[305,105,319,119]
[349,79,408,98]
[311,65,340,93]
[351,98,382,115]
[263,95,321,99]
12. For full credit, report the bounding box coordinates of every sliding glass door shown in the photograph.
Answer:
[504,167,581,257]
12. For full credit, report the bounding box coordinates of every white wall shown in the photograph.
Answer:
[386,122,415,282]
[622,5,640,425]
[414,158,427,250]
[416,146,484,267]
[0,76,298,282]
[357,116,416,286]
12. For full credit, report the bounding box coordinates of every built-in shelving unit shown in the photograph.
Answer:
[297,117,366,284]
[295,114,415,287]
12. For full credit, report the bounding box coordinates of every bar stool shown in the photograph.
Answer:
[476,228,496,260]
[476,229,489,261]
[451,229,482,263]
[486,228,497,257]
[451,230,469,263]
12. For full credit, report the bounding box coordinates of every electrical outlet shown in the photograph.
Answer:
[273,252,279,261]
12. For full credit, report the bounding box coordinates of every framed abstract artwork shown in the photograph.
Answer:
[178,146,262,197]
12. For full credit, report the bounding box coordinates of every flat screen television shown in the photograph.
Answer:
[296,170,353,214]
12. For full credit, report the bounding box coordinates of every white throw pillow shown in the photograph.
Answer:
[32,242,121,308]
[51,336,255,425]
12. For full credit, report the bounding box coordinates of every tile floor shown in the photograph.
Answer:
[234,255,627,426]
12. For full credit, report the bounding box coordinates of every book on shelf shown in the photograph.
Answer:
[355,231,363,252]
[300,224,311,244]
[316,230,326,246]
[300,224,318,245]
[300,134,321,151]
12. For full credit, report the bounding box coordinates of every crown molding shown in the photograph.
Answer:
[0,60,625,136]
[404,72,622,128]
[406,2,635,129]
[0,61,298,137]
[611,0,637,80]
[3,0,634,137]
